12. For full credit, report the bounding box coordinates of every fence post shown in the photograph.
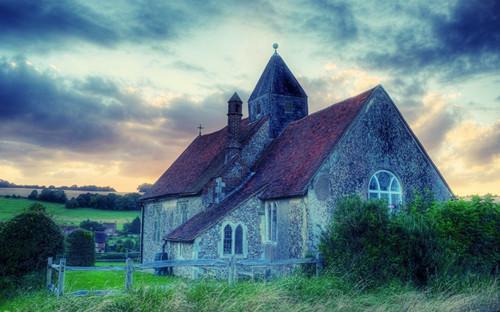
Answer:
[315,252,322,277]
[232,255,237,284]
[57,258,66,298]
[46,257,53,290]
[227,256,236,286]
[125,257,133,291]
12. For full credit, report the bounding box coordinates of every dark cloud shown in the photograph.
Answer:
[300,0,358,43]
[0,0,118,48]
[0,0,222,50]
[362,0,500,79]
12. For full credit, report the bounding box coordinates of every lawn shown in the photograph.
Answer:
[0,197,139,228]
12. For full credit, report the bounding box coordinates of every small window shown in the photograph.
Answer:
[178,201,188,223]
[368,170,402,211]
[265,202,278,242]
[255,103,261,115]
[235,225,243,255]
[223,224,232,255]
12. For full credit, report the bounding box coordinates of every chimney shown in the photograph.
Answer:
[226,92,242,163]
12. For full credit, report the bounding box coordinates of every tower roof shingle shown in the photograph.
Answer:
[248,53,307,102]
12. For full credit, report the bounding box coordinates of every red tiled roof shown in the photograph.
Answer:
[142,118,266,200]
[166,87,376,241]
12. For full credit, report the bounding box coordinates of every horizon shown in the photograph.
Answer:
[0,1,498,195]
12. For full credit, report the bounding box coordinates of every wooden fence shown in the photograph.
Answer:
[46,255,322,297]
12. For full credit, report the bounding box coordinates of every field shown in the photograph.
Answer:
[0,272,498,312]
[0,187,129,199]
[0,197,139,228]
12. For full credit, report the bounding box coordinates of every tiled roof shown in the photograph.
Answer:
[142,118,266,200]
[166,87,376,241]
[248,53,307,101]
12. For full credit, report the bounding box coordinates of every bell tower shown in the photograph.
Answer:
[248,43,308,137]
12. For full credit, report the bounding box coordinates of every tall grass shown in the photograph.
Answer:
[1,274,498,312]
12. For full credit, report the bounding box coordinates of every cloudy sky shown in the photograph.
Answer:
[0,0,498,195]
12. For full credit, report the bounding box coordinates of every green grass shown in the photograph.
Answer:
[1,273,498,312]
[0,198,139,228]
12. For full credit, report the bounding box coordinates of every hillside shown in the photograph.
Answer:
[0,198,139,228]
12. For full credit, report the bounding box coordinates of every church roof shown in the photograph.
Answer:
[142,117,267,200]
[248,53,307,102]
[166,87,376,242]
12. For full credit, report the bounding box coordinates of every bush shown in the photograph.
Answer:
[38,189,67,204]
[320,196,396,285]
[0,211,64,277]
[27,189,38,200]
[430,196,500,274]
[66,229,95,266]
[79,219,105,232]
[320,195,500,287]
[123,217,141,234]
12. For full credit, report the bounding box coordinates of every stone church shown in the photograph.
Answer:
[140,48,452,274]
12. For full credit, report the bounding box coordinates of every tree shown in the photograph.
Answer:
[66,229,95,266]
[27,203,46,212]
[0,211,64,277]
[80,219,105,232]
[28,190,38,200]
[137,183,153,193]
[123,217,141,234]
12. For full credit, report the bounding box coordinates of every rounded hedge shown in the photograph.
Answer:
[0,211,64,277]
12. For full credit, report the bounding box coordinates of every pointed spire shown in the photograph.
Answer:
[228,92,242,103]
[248,51,307,102]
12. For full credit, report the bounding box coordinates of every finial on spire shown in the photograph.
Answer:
[197,124,204,136]
[272,42,279,54]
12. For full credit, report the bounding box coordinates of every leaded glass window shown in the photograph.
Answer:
[368,170,403,211]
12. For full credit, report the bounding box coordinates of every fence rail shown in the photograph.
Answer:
[46,254,322,298]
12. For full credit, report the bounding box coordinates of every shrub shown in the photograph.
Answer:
[27,190,38,200]
[66,229,95,266]
[320,196,396,285]
[320,195,500,287]
[430,196,500,274]
[0,211,64,277]
[38,189,67,204]
[123,217,141,234]
[79,219,105,232]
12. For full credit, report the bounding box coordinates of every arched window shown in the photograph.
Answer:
[234,225,243,255]
[223,224,232,255]
[220,222,247,257]
[368,170,402,211]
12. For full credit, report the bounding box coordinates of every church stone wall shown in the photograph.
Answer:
[142,195,204,263]
[308,87,452,224]
[241,119,272,168]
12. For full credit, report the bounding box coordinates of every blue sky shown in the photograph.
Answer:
[0,0,498,194]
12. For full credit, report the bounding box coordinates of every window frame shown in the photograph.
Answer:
[368,170,403,211]
[220,222,247,258]
[264,202,278,244]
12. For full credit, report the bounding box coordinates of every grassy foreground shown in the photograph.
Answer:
[0,198,139,228]
[1,273,498,312]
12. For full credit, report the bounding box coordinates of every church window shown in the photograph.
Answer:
[368,170,402,211]
[223,224,232,255]
[153,219,161,242]
[235,225,243,255]
[178,200,188,223]
[221,222,247,257]
[265,202,278,242]
[284,102,294,113]
[255,103,261,116]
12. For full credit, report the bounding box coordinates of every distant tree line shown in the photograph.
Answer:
[26,189,141,211]
[0,179,116,192]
